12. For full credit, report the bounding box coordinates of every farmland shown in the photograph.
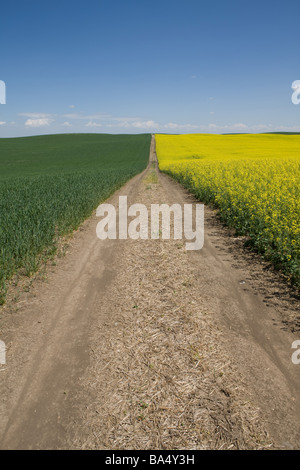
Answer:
[155,133,300,286]
[0,133,151,304]
[1,135,300,450]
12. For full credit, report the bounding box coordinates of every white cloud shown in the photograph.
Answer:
[62,113,110,120]
[0,121,6,125]
[85,121,102,127]
[19,112,53,118]
[164,122,180,129]
[162,122,248,132]
[111,120,131,128]
[164,122,199,130]
[275,125,300,132]
[25,118,54,127]
[62,113,83,119]
[232,123,248,129]
[131,120,159,129]
[68,105,75,109]
[204,123,249,131]
[112,119,159,129]
[251,124,273,131]
[162,122,251,133]
[13,110,299,136]
[111,116,140,124]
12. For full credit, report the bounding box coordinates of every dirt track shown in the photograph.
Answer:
[0,136,299,449]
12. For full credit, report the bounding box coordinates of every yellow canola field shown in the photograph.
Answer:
[155,133,300,285]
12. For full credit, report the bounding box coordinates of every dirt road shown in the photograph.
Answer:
[0,136,299,449]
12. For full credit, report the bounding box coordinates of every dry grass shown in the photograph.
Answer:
[68,167,274,450]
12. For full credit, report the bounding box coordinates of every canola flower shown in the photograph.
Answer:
[155,133,300,285]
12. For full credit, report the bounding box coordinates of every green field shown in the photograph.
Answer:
[0,133,151,304]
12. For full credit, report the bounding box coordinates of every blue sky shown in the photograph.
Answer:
[0,0,299,137]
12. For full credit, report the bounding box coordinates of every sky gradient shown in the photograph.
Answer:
[0,0,299,137]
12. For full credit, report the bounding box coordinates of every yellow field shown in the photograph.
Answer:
[155,133,300,285]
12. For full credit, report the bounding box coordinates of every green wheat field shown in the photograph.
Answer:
[0,133,151,304]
